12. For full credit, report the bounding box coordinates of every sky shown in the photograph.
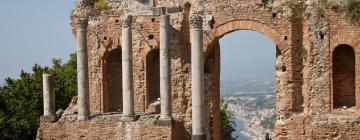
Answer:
[0,0,76,86]
[0,0,276,86]
[220,30,276,83]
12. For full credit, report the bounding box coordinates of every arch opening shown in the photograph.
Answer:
[103,48,123,112]
[203,20,307,140]
[332,44,356,109]
[211,30,279,139]
[146,49,160,112]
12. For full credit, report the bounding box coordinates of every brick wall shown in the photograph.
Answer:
[46,1,360,139]
[329,10,360,111]
[275,114,360,140]
[38,114,172,140]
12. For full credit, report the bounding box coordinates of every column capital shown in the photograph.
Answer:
[160,15,170,28]
[76,17,88,29]
[190,15,203,29]
[122,15,133,28]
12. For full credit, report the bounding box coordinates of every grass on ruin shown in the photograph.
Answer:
[345,0,360,24]
[93,0,109,10]
[312,0,360,24]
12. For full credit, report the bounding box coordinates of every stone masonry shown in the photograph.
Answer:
[37,0,360,139]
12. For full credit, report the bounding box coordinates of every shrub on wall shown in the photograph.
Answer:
[220,97,237,140]
[94,0,109,10]
[345,0,360,24]
[313,0,329,17]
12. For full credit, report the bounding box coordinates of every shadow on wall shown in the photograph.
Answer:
[103,48,123,112]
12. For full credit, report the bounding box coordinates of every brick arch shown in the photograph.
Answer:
[203,20,295,140]
[204,20,290,56]
[330,35,360,111]
[330,34,360,53]
[332,45,356,109]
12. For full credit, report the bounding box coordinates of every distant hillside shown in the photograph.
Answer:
[221,80,275,95]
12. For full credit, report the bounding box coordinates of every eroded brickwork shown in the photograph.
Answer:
[38,0,360,139]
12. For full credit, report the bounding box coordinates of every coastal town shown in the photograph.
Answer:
[222,81,276,140]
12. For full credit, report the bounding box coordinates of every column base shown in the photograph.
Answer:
[40,115,57,122]
[192,135,206,140]
[77,115,89,121]
[157,116,172,126]
[120,116,136,122]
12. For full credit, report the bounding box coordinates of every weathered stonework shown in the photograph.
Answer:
[37,0,360,139]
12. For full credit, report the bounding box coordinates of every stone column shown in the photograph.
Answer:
[41,74,56,122]
[76,17,90,121]
[190,15,206,140]
[121,15,135,121]
[158,15,172,126]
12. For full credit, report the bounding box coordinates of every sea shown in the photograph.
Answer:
[232,116,251,140]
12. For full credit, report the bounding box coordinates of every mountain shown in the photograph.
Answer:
[221,80,275,96]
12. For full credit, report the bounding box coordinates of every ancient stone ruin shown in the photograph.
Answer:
[37,0,360,139]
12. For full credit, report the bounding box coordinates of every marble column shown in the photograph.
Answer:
[76,17,90,121]
[190,15,206,140]
[158,15,172,126]
[121,15,135,121]
[41,74,56,122]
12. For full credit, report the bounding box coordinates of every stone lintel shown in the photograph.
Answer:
[156,119,172,126]
[166,6,182,13]
[125,6,183,16]
[128,0,154,10]
[125,7,164,16]
[77,115,89,121]
[120,116,136,122]
[40,115,57,123]
[192,135,206,140]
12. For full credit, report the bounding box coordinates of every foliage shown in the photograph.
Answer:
[285,0,296,8]
[345,0,360,24]
[220,97,237,140]
[313,0,329,17]
[265,132,272,140]
[94,0,109,10]
[310,0,360,23]
[319,0,330,7]
[0,53,77,139]
[261,114,276,129]
[300,47,308,63]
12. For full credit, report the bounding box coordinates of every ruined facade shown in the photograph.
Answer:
[37,0,360,139]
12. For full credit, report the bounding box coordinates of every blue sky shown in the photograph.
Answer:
[0,1,276,86]
[0,0,76,85]
[220,30,276,83]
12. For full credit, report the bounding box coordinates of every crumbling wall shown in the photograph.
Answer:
[38,0,360,139]
[275,1,360,139]
[38,114,172,139]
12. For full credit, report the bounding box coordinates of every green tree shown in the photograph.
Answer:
[265,132,272,140]
[0,53,77,139]
[220,97,237,140]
